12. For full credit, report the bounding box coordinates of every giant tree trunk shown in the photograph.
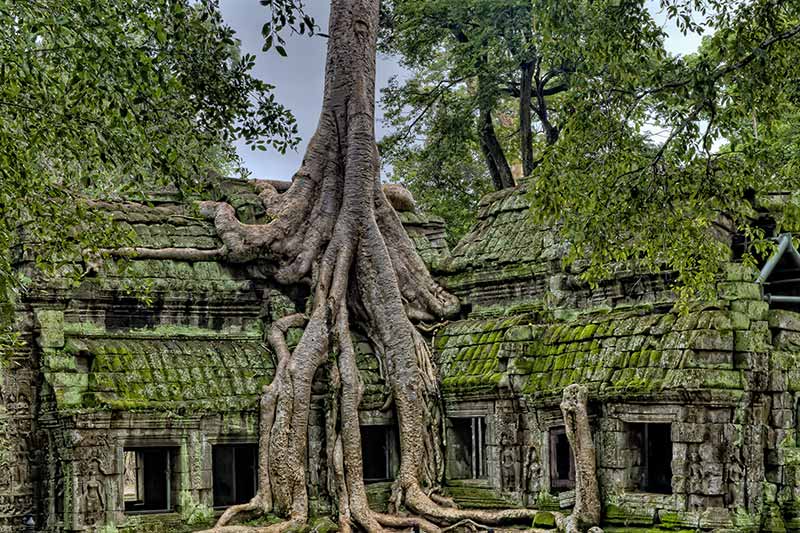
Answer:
[179,1,600,531]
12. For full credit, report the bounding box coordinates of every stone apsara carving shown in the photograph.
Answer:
[82,459,107,526]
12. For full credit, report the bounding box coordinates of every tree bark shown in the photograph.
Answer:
[519,61,536,177]
[534,63,559,147]
[560,385,601,532]
[478,105,515,190]
[144,1,604,531]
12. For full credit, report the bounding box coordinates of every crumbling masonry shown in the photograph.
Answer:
[3,181,800,532]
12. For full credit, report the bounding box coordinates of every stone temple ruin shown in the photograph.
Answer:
[4,181,800,532]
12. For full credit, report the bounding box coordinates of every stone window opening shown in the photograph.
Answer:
[627,423,672,494]
[123,447,177,513]
[549,426,575,491]
[361,425,398,482]
[446,417,487,480]
[213,444,258,508]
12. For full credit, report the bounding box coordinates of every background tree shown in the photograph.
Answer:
[381,87,493,246]
[380,0,800,300]
[379,0,666,240]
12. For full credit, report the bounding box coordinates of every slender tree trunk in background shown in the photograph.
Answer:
[478,106,515,190]
[520,61,536,177]
[534,66,559,147]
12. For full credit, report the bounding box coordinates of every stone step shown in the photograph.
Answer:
[444,486,521,510]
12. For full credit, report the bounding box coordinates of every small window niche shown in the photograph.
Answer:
[446,417,487,480]
[123,447,177,513]
[213,444,258,508]
[627,423,673,494]
[361,425,398,482]
[549,426,575,491]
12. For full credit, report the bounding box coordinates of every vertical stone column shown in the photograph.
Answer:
[0,309,42,531]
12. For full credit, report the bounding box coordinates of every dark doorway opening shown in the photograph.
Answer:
[628,423,672,494]
[123,447,176,513]
[361,425,396,482]
[446,417,487,480]
[549,426,575,491]
[213,444,258,507]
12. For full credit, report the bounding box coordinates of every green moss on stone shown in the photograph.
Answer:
[531,511,556,529]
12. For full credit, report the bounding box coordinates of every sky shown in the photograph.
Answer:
[219,1,705,180]
[219,2,405,181]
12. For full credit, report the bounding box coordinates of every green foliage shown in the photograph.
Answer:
[531,0,800,300]
[380,0,666,242]
[258,0,316,56]
[0,0,304,351]
[384,0,800,303]
[381,87,492,245]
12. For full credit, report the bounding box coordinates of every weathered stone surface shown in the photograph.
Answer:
[7,185,800,533]
[36,309,65,348]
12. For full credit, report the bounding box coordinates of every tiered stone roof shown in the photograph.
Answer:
[433,186,776,405]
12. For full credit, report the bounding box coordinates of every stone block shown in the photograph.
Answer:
[724,262,758,282]
[735,330,770,352]
[769,309,800,332]
[650,314,676,335]
[599,432,626,468]
[718,281,762,301]
[604,502,656,526]
[770,371,788,392]
[688,350,733,368]
[731,300,769,321]
[36,309,65,348]
[531,511,556,529]
[706,409,732,423]
[505,325,534,342]
[672,442,688,460]
[46,351,77,372]
[698,507,734,529]
[690,329,734,351]
[774,330,800,350]
[730,311,751,330]
[663,331,690,350]
[672,474,687,493]
[658,509,699,529]
[672,422,706,443]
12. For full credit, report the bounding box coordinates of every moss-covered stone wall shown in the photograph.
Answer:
[11,183,800,532]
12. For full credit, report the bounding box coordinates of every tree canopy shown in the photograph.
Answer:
[380,0,800,299]
[379,0,667,244]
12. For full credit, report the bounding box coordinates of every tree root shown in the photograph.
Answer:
[103,1,605,532]
[197,519,305,533]
[373,512,441,533]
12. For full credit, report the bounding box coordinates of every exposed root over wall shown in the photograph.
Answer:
[107,0,604,531]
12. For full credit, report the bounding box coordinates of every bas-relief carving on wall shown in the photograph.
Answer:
[82,460,108,526]
[0,367,37,524]
[499,433,517,491]
[523,444,542,497]
[726,449,745,508]
[75,435,114,528]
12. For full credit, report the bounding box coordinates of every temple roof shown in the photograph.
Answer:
[45,328,273,412]
[439,185,676,311]
[434,300,773,402]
